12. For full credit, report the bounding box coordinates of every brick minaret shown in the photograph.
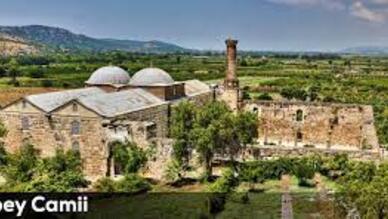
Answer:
[218,38,241,111]
[224,38,239,89]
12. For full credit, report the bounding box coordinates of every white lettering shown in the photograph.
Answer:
[31,196,46,213]
[14,201,27,217]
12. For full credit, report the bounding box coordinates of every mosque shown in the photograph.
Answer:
[0,39,380,181]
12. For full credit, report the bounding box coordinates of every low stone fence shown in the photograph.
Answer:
[215,145,381,162]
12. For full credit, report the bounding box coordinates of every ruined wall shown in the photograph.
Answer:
[244,101,379,151]
[215,146,381,162]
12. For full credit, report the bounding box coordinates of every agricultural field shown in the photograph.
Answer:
[0,52,387,146]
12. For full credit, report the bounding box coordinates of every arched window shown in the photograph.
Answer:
[71,120,80,135]
[296,109,303,122]
[21,116,29,130]
[297,131,303,142]
[72,141,80,152]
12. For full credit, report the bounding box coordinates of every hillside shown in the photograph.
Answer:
[341,46,388,55]
[0,25,189,54]
[0,33,38,56]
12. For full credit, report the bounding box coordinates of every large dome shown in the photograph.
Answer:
[86,66,130,85]
[130,68,174,86]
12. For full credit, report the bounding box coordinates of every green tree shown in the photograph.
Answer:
[6,58,20,85]
[338,163,388,219]
[191,102,257,179]
[112,141,148,174]
[170,101,196,167]
[0,147,88,192]
[191,102,230,179]
[1,144,38,183]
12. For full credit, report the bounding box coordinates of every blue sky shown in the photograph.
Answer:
[1,0,388,51]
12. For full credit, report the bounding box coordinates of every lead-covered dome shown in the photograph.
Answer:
[130,68,174,86]
[86,66,130,85]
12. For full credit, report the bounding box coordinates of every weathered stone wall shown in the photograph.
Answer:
[116,103,169,139]
[217,88,241,111]
[214,146,381,163]
[0,101,108,180]
[0,100,170,181]
[243,101,379,151]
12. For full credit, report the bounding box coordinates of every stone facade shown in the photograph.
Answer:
[243,101,379,151]
[0,98,172,181]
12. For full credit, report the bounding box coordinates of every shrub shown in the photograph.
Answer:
[239,161,265,183]
[255,93,273,101]
[0,144,7,166]
[0,146,88,192]
[112,142,148,174]
[208,168,237,193]
[41,79,54,87]
[115,174,150,193]
[2,144,39,183]
[163,159,182,183]
[93,174,150,193]
[93,177,117,192]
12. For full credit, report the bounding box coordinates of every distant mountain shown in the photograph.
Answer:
[0,25,189,54]
[341,46,388,55]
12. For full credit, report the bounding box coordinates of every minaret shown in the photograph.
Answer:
[224,38,239,89]
[218,38,241,111]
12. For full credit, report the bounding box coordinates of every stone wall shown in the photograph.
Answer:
[0,100,170,181]
[215,145,381,162]
[243,101,379,151]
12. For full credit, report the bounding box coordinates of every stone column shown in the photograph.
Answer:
[224,38,239,89]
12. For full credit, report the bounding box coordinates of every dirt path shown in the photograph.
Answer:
[281,175,293,219]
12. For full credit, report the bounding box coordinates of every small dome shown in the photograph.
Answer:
[86,66,130,85]
[130,68,174,86]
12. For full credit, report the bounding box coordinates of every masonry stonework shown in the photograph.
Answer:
[244,101,379,151]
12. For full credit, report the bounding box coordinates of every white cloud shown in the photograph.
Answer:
[266,0,388,23]
[350,1,385,23]
[370,0,388,5]
[265,0,346,10]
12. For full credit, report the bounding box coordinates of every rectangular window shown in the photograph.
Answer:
[145,123,157,139]
[21,116,29,130]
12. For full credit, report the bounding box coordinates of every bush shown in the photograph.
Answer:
[2,144,38,183]
[41,79,53,87]
[163,159,182,183]
[115,174,150,193]
[0,146,88,192]
[28,69,45,78]
[208,168,237,193]
[93,174,150,193]
[263,158,294,179]
[293,157,318,187]
[255,93,273,101]
[93,178,117,193]
[112,142,148,174]
[239,162,265,183]
[0,144,7,166]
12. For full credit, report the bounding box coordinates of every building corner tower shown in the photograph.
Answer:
[219,38,241,111]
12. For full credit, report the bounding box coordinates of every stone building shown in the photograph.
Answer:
[0,67,212,181]
[217,38,380,153]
